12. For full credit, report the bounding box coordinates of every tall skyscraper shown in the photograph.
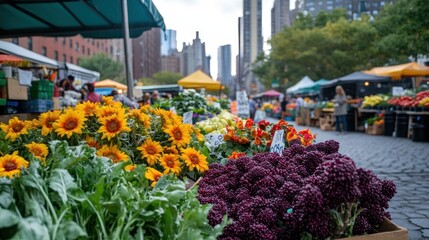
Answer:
[178,32,210,77]
[161,29,177,56]
[132,28,161,79]
[239,0,264,94]
[217,45,232,89]
[271,0,291,37]
[301,0,396,19]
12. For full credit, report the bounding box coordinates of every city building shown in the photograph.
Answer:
[161,29,177,56]
[301,0,396,19]
[132,28,161,79]
[239,0,264,94]
[4,36,110,65]
[217,45,232,90]
[271,0,291,37]
[161,54,180,73]
[178,32,210,77]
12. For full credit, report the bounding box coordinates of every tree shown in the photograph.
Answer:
[78,53,124,82]
[138,71,183,86]
[375,0,429,62]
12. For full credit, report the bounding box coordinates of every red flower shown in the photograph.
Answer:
[258,120,270,130]
[245,119,254,129]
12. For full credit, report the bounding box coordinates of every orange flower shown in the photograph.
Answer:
[224,131,234,141]
[245,119,254,129]
[287,126,298,142]
[253,137,262,146]
[228,151,246,160]
[236,120,244,130]
[125,164,137,172]
[238,137,250,145]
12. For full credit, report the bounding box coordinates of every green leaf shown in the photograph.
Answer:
[11,217,49,240]
[0,208,19,228]
[88,176,105,209]
[0,181,13,208]
[59,220,87,240]
[49,169,77,204]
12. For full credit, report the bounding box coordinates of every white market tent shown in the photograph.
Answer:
[286,76,315,93]
[0,40,58,68]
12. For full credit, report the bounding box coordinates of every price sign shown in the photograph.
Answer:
[213,102,221,109]
[270,130,285,155]
[236,91,249,117]
[205,134,224,148]
[170,107,177,114]
[183,111,193,124]
[18,69,32,86]
[200,88,206,95]
[392,86,404,96]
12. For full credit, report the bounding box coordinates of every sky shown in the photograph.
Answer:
[153,0,278,79]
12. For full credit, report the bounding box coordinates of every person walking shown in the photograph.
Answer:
[333,85,348,133]
[248,95,257,119]
[83,83,102,103]
[280,97,288,120]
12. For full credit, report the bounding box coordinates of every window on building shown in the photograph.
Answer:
[70,56,73,64]
[82,45,85,54]
[69,39,73,48]
[96,42,99,48]
[327,0,333,4]
[318,1,323,5]
[27,37,32,50]
[327,5,333,10]
[381,1,385,6]
[54,37,58,43]
[87,48,90,55]
[75,42,79,52]
[42,47,47,56]
[12,38,19,45]
[62,37,66,45]
[63,54,66,62]
[373,10,378,15]
[110,46,114,55]
[92,39,95,45]
[54,51,58,60]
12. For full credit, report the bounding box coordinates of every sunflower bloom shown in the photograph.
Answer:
[39,110,61,136]
[163,146,178,155]
[0,151,29,179]
[125,164,137,172]
[145,167,164,187]
[102,96,121,108]
[85,136,100,149]
[97,144,129,164]
[0,117,30,141]
[180,147,208,172]
[129,109,151,128]
[25,142,49,162]
[96,105,124,119]
[76,101,100,117]
[53,109,86,138]
[137,139,163,165]
[98,112,131,141]
[160,154,181,174]
[164,124,191,148]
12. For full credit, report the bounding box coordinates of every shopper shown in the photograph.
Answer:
[150,90,161,105]
[333,85,348,133]
[280,97,288,120]
[110,89,138,108]
[248,95,257,119]
[83,83,102,103]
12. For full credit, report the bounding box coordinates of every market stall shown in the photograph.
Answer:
[286,75,314,95]
[177,70,222,91]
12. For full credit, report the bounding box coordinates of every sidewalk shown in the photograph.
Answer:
[267,117,429,240]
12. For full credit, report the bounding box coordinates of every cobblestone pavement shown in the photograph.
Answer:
[268,118,429,239]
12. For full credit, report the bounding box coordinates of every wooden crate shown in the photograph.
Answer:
[337,218,408,240]
[366,125,384,135]
[320,124,335,131]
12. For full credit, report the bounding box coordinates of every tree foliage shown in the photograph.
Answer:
[78,53,124,82]
[139,71,183,86]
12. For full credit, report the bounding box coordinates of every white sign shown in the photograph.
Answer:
[183,111,193,124]
[213,102,221,109]
[236,91,249,116]
[18,69,32,86]
[170,107,177,114]
[200,88,206,95]
[205,134,224,148]
[392,86,404,96]
[254,110,266,123]
[270,130,285,155]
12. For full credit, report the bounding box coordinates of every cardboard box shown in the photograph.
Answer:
[295,117,304,125]
[320,124,335,131]
[7,78,28,100]
[337,218,408,240]
[53,97,61,110]
[0,113,39,123]
[366,124,384,135]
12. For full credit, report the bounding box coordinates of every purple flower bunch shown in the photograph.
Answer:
[198,140,396,240]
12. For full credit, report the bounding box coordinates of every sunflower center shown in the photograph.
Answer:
[106,153,118,162]
[64,119,78,130]
[4,161,17,171]
[173,129,183,140]
[190,154,199,164]
[12,124,23,133]
[166,159,174,167]
[47,118,55,128]
[107,120,119,132]
[147,146,157,155]
[154,174,162,181]
[32,148,42,156]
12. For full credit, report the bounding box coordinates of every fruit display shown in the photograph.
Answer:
[362,95,389,108]
[196,110,238,134]
[387,90,429,108]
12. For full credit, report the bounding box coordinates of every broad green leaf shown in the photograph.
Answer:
[49,169,77,204]
[0,182,13,208]
[59,220,87,240]
[11,217,49,240]
[88,176,105,209]
[0,208,19,228]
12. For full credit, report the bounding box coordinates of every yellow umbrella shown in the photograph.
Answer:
[365,62,429,80]
[94,79,128,90]
[178,70,222,91]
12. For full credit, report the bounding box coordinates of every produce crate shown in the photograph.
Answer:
[21,99,53,113]
[320,124,335,131]
[366,124,384,135]
[0,98,6,106]
[337,218,408,240]
[30,80,54,99]
[0,78,6,86]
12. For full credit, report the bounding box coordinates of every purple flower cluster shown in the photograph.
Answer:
[198,140,396,240]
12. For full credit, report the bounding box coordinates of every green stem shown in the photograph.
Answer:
[52,206,70,240]
[85,196,107,239]
[29,173,58,223]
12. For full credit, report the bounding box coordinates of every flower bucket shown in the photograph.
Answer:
[337,218,408,240]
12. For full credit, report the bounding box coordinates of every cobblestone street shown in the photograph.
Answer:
[286,120,429,240]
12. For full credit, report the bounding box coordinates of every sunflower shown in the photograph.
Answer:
[129,109,151,128]
[96,105,124,119]
[0,151,29,179]
[0,117,30,141]
[154,108,182,126]
[137,139,163,165]
[53,109,86,138]
[139,104,151,113]
[164,124,191,148]
[75,101,100,117]
[180,147,208,172]
[85,136,100,149]
[39,110,61,136]
[145,167,164,187]
[97,112,131,141]
[25,142,49,162]
[102,96,121,107]
[160,154,181,174]
[97,144,129,163]
[163,146,178,155]
[125,164,137,172]
[193,127,205,142]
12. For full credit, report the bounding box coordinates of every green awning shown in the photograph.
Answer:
[0,0,166,38]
